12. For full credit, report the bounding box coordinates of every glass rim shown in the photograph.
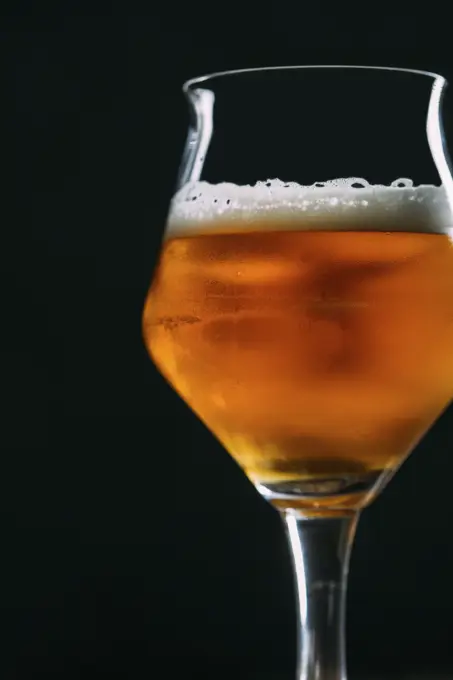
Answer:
[183,65,446,91]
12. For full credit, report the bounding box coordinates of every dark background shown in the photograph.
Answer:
[2,6,453,678]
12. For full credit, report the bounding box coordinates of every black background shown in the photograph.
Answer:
[2,6,453,678]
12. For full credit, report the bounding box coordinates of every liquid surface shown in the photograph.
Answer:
[167,178,453,235]
[144,222,453,508]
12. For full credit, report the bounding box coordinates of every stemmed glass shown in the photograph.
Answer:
[143,66,453,680]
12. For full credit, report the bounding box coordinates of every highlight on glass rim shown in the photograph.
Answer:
[143,66,453,680]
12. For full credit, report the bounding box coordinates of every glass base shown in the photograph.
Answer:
[256,469,385,513]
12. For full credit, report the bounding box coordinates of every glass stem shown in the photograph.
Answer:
[283,510,360,680]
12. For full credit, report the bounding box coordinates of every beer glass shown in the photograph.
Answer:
[143,67,453,680]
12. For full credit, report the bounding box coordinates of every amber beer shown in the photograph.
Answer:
[143,186,453,507]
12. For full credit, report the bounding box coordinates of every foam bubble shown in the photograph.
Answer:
[166,178,453,236]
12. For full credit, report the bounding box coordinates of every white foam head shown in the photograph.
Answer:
[166,178,453,236]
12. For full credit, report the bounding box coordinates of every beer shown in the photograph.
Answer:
[143,181,453,509]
